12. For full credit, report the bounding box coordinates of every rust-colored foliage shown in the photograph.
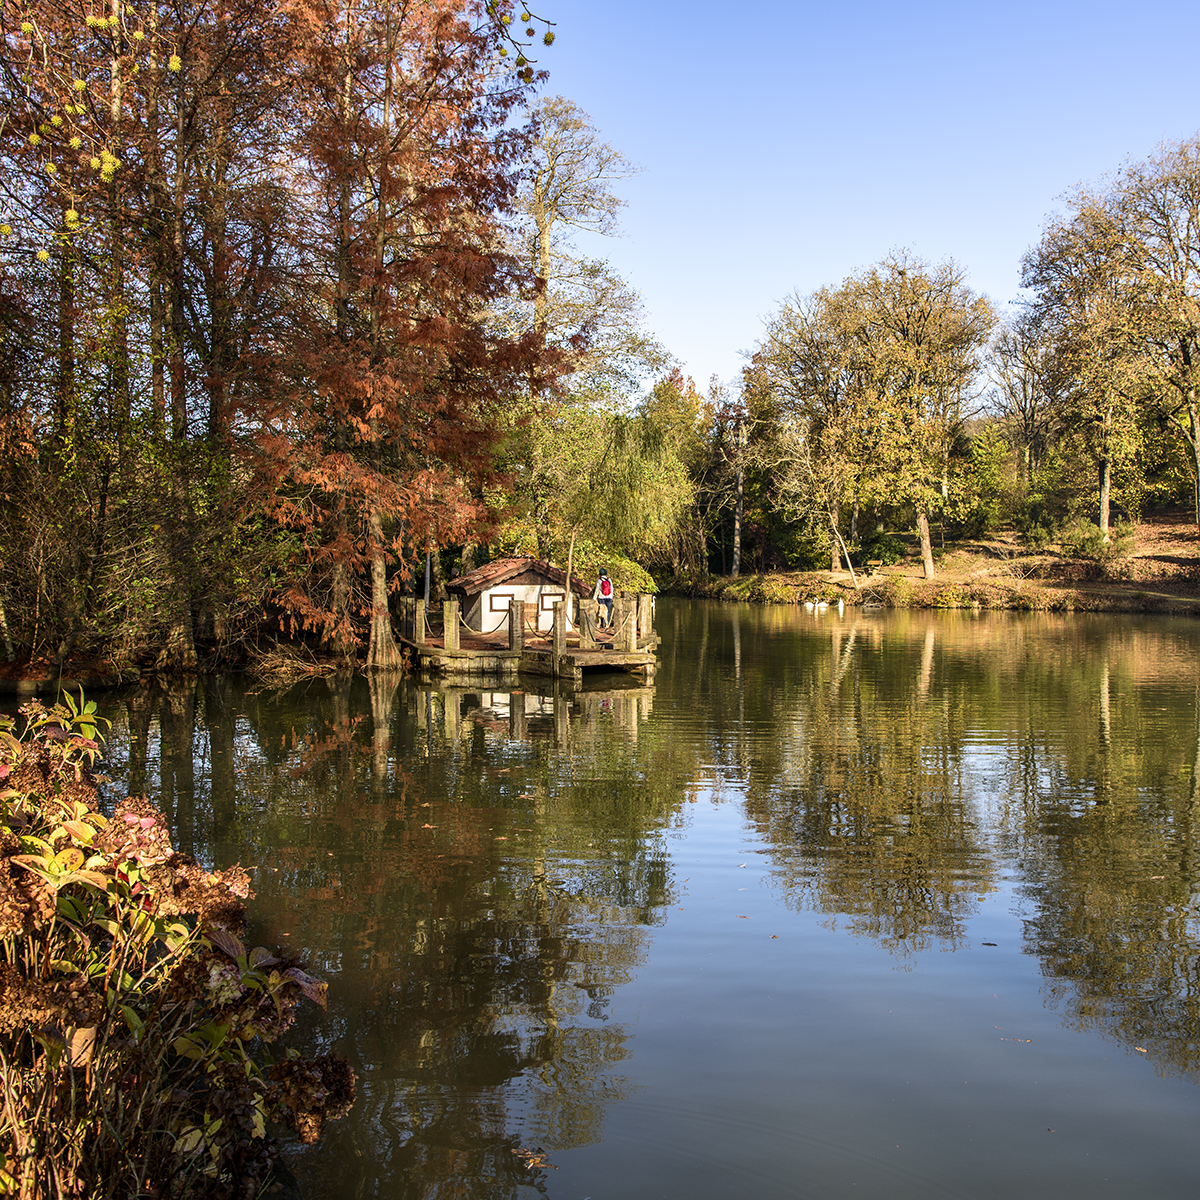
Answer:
[252,0,555,655]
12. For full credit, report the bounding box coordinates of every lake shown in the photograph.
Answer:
[98,600,1200,1199]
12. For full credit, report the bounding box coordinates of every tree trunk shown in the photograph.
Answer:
[829,501,840,572]
[146,2,165,434]
[0,596,13,662]
[429,544,447,602]
[1098,455,1111,539]
[170,69,187,440]
[367,508,402,669]
[205,11,232,450]
[1184,394,1200,529]
[731,457,744,579]
[107,0,129,434]
[916,507,936,578]
[564,525,580,627]
[831,520,859,590]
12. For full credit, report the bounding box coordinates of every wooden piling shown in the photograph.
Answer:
[509,599,525,652]
[617,596,637,653]
[552,600,566,671]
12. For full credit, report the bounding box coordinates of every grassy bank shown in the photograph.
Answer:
[675,514,1200,616]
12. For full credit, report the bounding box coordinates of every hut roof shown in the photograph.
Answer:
[447,556,588,598]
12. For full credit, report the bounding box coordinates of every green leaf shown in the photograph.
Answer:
[172,1036,205,1061]
[175,1126,204,1154]
[120,1005,145,1040]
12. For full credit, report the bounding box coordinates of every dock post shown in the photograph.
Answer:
[617,596,637,653]
[509,599,525,651]
[443,600,460,651]
[637,593,653,645]
[552,600,566,674]
[578,604,597,649]
[414,599,426,646]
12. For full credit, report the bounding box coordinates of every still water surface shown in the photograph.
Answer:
[100,601,1200,1198]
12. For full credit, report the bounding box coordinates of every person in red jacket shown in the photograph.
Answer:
[592,569,614,628]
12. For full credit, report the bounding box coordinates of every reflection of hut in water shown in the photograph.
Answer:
[447,557,588,634]
[419,683,655,745]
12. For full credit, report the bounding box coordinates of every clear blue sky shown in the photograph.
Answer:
[533,0,1200,391]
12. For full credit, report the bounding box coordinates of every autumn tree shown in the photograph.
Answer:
[752,257,992,579]
[1104,136,1200,527]
[753,285,876,574]
[0,0,561,670]
[853,256,995,577]
[260,0,551,666]
[1023,199,1148,540]
[988,309,1068,483]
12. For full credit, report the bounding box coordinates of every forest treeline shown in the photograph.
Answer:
[2,0,1200,672]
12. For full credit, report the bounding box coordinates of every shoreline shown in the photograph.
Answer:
[669,571,1200,615]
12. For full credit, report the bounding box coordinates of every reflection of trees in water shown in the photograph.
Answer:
[666,605,1200,1066]
[1009,671,1200,1083]
[100,672,678,1199]
[728,619,994,954]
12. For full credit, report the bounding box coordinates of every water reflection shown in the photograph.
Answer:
[100,673,672,1197]
[92,606,1200,1197]
[661,606,1200,1073]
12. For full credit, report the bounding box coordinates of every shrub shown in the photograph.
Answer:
[0,694,353,1199]
[852,532,905,568]
[1060,518,1134,563]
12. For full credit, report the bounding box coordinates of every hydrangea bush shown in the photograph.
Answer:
[0,694,353,1199]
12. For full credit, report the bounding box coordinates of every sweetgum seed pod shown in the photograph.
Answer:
[543,31,554,44]
[36,249,49,262]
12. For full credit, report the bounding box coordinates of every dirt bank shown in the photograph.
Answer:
[683,511,1200,615]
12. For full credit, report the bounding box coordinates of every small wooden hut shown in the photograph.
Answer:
[446,557,588,634]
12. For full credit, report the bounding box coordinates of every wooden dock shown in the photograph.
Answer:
[396,593,658,682]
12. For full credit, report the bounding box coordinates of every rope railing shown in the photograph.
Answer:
[461,611,511,636]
